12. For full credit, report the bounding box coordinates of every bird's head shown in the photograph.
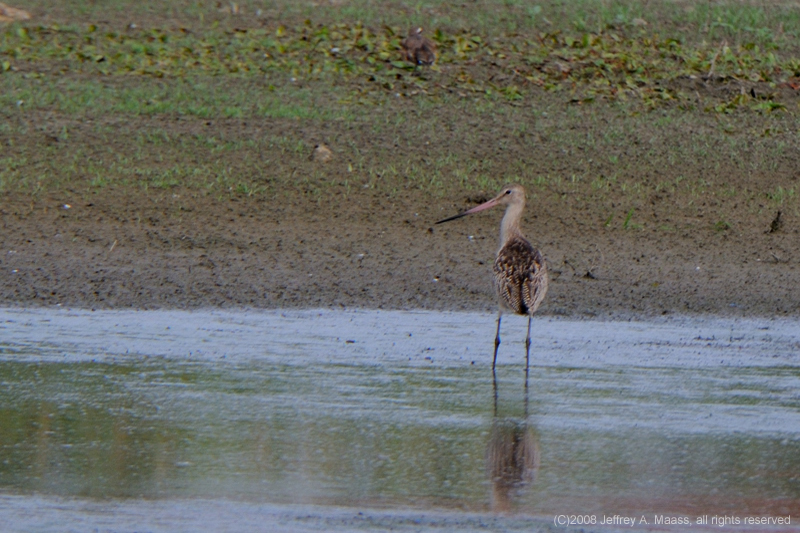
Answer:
[435,184,526,224]
[494,184,526,207]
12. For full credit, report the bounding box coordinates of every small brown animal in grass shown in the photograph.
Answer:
[401,27,436,66]
[311,143,333,163]
[0,3,31,22]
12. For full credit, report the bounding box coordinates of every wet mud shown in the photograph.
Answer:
[1,101,799,318]
[1,189,799,318]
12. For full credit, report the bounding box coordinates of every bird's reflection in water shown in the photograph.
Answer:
[486,365,540,513]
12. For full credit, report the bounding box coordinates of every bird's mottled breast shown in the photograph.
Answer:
[492,236,548,315]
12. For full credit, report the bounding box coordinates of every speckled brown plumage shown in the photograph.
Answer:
[493,236,548,316]
[401,27,437,66]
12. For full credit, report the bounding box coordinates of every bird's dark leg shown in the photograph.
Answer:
[523,357,529,419]
[492,366,499,417]
[493,313,502,370]
[525,315,532,370]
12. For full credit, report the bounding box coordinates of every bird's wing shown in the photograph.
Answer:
[521,247,548,315]
[493,237,547,315]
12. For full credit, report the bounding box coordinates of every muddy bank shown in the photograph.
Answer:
[1,191,797,317]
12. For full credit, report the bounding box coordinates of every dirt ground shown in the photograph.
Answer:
[1,194,796,319]
[1,105,798,319]
[3,0,800,319]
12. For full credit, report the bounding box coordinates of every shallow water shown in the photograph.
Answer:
[0,308,799,531]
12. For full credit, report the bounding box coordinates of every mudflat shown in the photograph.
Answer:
[2,111,796,318]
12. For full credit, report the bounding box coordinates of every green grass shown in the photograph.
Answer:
[1,0,799,225]
[766,186,797,205]
[0,75,356,120]
[3,5,800,110]
[2,93,795,199]
[14,0,800,47]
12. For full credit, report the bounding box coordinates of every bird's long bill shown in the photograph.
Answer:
[435,197,500,224]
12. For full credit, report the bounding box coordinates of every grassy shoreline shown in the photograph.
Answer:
[1,1,799,220]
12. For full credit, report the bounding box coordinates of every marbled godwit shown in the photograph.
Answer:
[436,184,548,369]
[401,27,437,66]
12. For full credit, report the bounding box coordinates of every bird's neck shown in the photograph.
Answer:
[499,202,525,246]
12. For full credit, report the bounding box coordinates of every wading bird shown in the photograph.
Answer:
[436,184,548,369]
[401,27,437,66]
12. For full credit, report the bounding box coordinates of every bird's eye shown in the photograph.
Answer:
[505,190,511,195]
